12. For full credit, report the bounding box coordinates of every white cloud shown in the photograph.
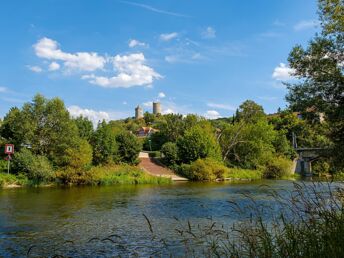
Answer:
[129,39,147,48]
[165,55,179,63]
[48,62,60,71]
[160,32,178,41]
[163,108,175,114]
[120,1,190,18]
[207,102,236,111]
[272,63,295,80]
[34,37,106,72]
[204,110,221,119]
[27,65,43,73]
[122,101,127,105]
[68,105,110,127]
[82,53,162,88]
[158,92,166,98]
[0,87,7,93]
[294,20,320,31]
[202,26,216,39]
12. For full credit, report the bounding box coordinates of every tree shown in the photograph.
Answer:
[91,121,118,165]
[177,124,221,164]
[0,94,81,166]
[116,132,142,165]
[286,0,344,169]
[237,100,265,123]
[161,142,179,165]
[74,116,94,141]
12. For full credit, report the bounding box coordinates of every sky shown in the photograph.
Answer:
[0,0,320,124]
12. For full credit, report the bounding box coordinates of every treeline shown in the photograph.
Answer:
[141,100,330,180]
[0,93,335,184]
[0,94,148,185]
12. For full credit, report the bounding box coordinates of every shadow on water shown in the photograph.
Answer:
[0,180,341,257]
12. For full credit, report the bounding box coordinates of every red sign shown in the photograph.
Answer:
[4,144,14,154]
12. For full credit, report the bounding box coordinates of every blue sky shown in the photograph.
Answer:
[0,0,320,123]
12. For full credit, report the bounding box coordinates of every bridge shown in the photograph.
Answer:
[292,133,326,176]
[294,148,325,176]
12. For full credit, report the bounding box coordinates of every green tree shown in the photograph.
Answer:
[161,142,179,165]
[74,116,94,141]
[177,124,221,164]
[116,132,142,165]
[286,0,343,169]
[0,94,81,167]
[91,121,118,165]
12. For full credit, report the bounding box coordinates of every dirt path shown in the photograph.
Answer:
[139,152,188,181]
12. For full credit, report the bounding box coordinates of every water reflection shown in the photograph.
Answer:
[0,180,339,257]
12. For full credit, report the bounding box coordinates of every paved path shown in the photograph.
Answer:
[139,152,188,181]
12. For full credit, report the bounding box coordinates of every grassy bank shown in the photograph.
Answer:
[0,165,171,188]
[224,167,263,180]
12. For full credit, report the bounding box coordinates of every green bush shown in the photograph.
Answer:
[57,165,171,185]
[161,142,178,165]
[12,148,55,183]
[180,158,228,181]
[312,159,330,175]
[148,151,161,158]
[0,173,29,187]
[264,156,293,179]
[116,132,142,165]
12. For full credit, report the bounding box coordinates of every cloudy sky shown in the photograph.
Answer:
[0,0,319,122]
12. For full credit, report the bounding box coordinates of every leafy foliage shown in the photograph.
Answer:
[115,131,142,165]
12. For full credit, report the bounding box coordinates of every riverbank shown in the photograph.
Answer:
[0,165,171,188]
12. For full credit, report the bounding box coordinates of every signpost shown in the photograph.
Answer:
[4,144,14,174]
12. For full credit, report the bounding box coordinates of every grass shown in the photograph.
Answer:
[224,167,263,180]
[86,165,171,185]
[0,173,29,187]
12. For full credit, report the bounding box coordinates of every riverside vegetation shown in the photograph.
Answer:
[1,0,343,187]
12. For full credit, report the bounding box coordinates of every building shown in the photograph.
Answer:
[136,126,158,137]
[153,102,161,115]
[135,105,143,119]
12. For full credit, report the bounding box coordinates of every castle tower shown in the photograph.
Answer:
[153,102,161,115]
[135,105,143,119]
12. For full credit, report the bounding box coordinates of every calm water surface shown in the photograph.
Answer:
[0,180,335,257]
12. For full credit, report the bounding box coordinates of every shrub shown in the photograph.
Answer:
[0,173,29,187]
[264,156,293,179]
[116,132,142,165]
[180,158,228,181]
[148,151,161,158]
[161,142,178,165]
[12,148,54,183]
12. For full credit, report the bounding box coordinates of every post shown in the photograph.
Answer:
[149,139,152,151]
[7,157,10,174]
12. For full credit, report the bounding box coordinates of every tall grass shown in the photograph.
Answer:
[80,164,171,185]
[27,182,344,257]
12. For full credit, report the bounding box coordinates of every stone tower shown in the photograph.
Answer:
[153,102,161,115]
[135,105,143,119]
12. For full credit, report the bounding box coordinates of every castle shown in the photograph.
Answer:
[135,102,161,119]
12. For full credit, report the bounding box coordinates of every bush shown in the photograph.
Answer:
[264,156,293,179]
[57,165,171,185]
[12,148,55,183]
[180,158,228,181]
[161,142,178,165]
[0,173,29,187]
[148,151,161,158]
[116,132,142,165]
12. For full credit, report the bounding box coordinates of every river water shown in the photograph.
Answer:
[0,180,338,257]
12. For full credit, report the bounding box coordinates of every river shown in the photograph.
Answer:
[0,180,338,257]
